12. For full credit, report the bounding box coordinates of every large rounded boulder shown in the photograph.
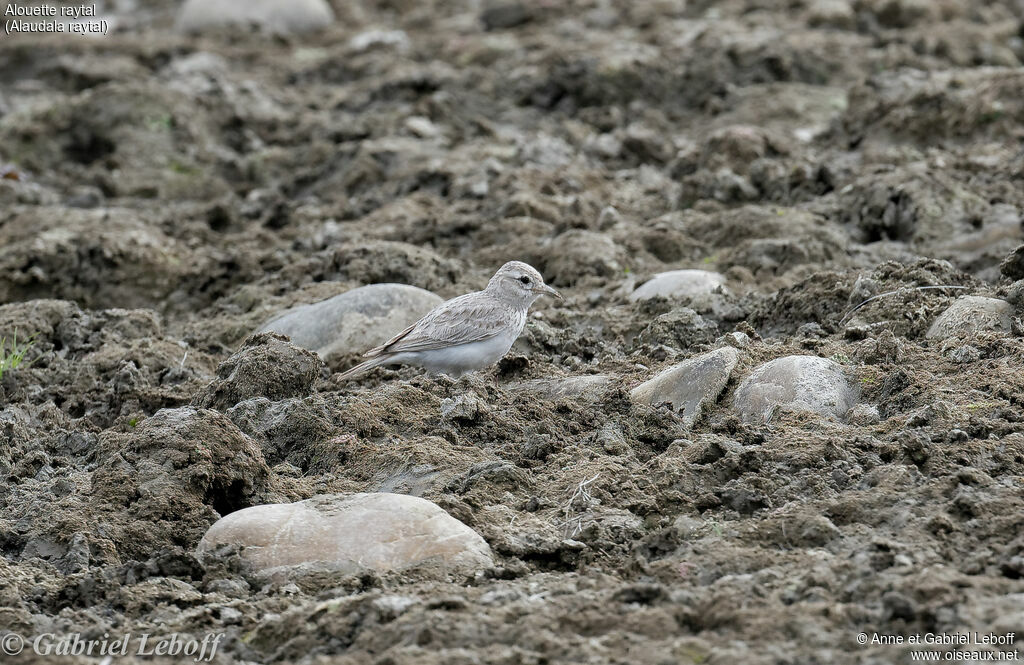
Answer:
[734,355,857,423]
[197,493,494,579]
[258,284,443,361]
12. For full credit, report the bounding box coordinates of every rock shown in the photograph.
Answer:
[630,348,738,426]
[405,116,442,139]
[349,30,410,53]
[258,284,443,360]
[925,296,1014,341]
[733,356,856,423]
[177,0,334,35]
[196,493,493,578]
[511,375,615,403]
[193,333,324,411]
[629,270,727,302]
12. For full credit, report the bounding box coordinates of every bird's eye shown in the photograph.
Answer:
[519,276,531,285]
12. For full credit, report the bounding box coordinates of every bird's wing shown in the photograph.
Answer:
[364,292,510,356]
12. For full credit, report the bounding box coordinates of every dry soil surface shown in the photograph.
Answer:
[2,0,1024,664]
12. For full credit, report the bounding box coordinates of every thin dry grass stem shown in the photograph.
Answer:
[839,285,969,326]
[558,472,601,538]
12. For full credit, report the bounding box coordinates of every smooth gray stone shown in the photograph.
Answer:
[177,0,334,35]
[925,296,1013,341]
[734,355,856,423]
[258,283,442,360]
[629,270,727,302]
[630,348,738,426]
[196,493,493,577]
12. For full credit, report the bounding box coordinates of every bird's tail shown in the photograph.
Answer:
[337,354,389,381]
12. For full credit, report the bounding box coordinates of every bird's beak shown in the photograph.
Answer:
[537,283,562,299]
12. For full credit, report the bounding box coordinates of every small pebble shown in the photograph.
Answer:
[405,116,442,139]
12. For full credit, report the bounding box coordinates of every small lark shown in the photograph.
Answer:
[339,261,561,380]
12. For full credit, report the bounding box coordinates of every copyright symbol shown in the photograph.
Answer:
[1,633,24,655]
[857,633,868,645]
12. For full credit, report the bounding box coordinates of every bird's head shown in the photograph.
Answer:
[487,261,561,305]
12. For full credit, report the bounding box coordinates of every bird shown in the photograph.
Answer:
[338,261,561,380]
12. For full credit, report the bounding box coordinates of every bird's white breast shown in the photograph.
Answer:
[389,309,527,377]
